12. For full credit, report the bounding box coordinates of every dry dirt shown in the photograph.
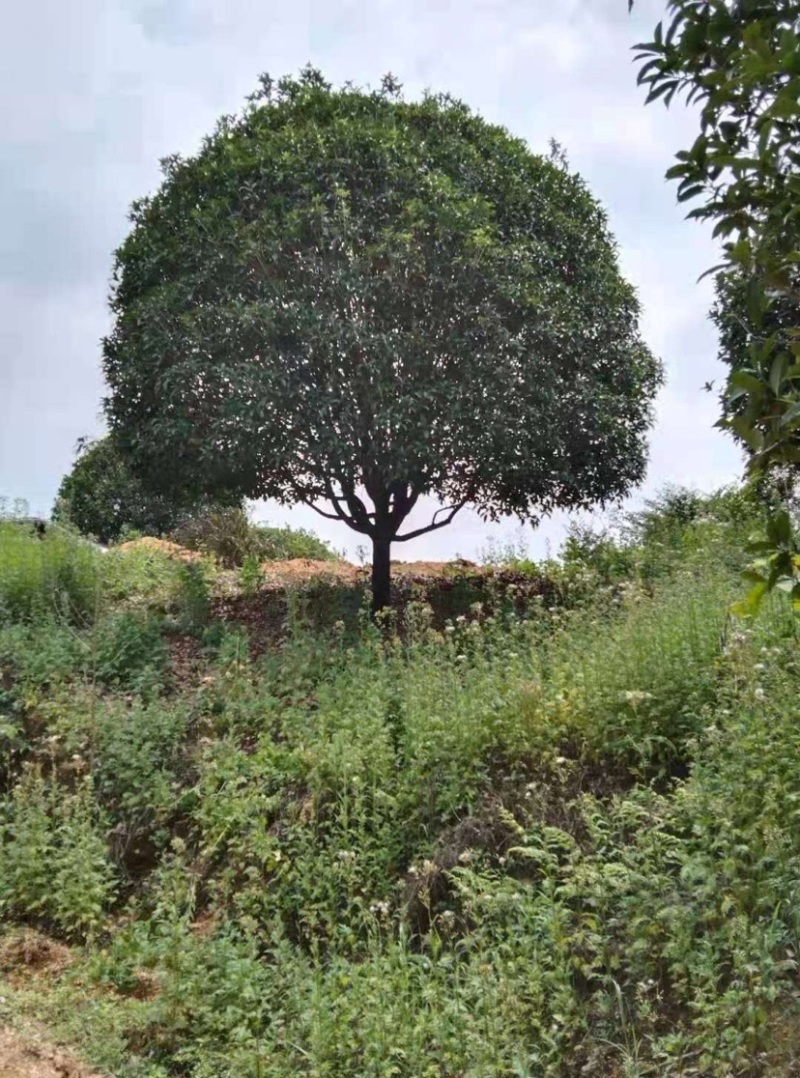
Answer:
[113,545,484,584]
[114,537,201,563]
[0,934,102,1077]
[258,558,363,585]
[257,557,481,587]
[0,1030,103,1078]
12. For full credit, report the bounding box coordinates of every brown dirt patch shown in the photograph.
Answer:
[114,537,201,563]
[0,933,73,987]
[0,1029,102,1078]
[258,558,362,586]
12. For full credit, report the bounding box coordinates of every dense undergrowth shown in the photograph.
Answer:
[1,489,799,1076]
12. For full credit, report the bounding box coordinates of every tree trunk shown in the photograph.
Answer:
[371,534,392,616]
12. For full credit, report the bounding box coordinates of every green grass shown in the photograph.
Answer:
[1,497,800,1076]
[0,522,101,624]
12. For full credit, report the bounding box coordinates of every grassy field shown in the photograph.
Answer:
[1,497,799,1077]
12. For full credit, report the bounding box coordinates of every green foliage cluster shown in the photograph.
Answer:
[0,771,116,940]
[3,486,800,1076]
[52,437,211,546]
[635,1,800,610]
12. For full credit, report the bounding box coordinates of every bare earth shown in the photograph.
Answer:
[0,1029,102,1078]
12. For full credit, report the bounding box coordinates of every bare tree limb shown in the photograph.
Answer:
[306,502,347,523]
[393,500,467,543]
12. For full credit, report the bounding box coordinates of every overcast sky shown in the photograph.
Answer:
[0,0,743,561]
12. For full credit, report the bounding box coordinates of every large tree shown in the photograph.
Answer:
[103,70,662,611]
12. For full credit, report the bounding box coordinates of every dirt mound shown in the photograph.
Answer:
[0,933,72,986]
[259,559,363,586]
[392,559,480,579]
[254,559,483,588]
[115,537,201,563]
[0,1029,102,1078]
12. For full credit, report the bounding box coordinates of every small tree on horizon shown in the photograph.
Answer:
[103,70,662,611]
[52,436,195,544]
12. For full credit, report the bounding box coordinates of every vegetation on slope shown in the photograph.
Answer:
[0,489,799,1076]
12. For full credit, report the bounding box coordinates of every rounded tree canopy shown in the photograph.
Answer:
[104,69,662,604]
[53,436,238,545]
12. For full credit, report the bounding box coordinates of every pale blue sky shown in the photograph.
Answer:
[0,0,742,560]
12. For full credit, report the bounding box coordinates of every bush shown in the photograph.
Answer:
[171,507,338,568]
[173,562,212,636]
[0,770,116,940]
[88,611,168,690]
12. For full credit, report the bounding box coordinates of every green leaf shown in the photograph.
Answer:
[766,508,792,548]
[770,352,789,395]
[729,370,765,394]
[732,579,769,617]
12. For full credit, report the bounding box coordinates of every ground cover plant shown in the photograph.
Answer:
[1,486,800,1076]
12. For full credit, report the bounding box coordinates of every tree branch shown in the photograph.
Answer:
[305,501,347,523]
[393,500,467,543]
[322,480,374,536]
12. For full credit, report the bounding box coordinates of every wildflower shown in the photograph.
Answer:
[621,690,654,706]
[337,849,357,864]
[754,662,766,672]
[754,687,766,701]
[444,624,455,634]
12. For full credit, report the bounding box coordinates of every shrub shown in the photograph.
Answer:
[171,507,338,568]
[0,769,116,940]
[173,562,212,636]
[88,610,168,690]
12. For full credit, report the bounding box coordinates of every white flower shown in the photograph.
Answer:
[621,690,654,706]
[754,687,766,701]
[754,662,767,672]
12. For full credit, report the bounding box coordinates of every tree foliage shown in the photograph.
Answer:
[104,69,661,609]
[712,266,800,439]
[634,0,800,611]
[53,437,211,545]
